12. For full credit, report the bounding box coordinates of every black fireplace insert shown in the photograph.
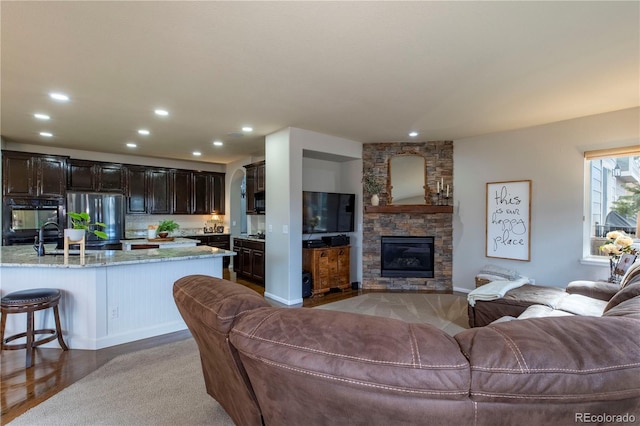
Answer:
[381,236,434,278]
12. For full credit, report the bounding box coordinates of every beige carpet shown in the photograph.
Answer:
[9,338,234,426]
[10,293,469,425]
[316,292,469,336]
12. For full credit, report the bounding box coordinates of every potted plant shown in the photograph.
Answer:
[362,171,383,206]
[67,211,108,241]
[156,220,180,238]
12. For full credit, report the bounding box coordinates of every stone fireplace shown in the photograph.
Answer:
[362,141,453,292]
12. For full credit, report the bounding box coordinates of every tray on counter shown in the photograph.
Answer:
[147,237,175,242]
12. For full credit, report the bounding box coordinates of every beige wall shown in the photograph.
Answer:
[453,107,640,291]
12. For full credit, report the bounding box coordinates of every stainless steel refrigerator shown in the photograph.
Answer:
[66,192,124,249]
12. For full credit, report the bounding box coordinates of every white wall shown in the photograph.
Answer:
[453,107,640,291]
[264,127,362,305]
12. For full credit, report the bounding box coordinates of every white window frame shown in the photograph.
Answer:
[582,146,640,265]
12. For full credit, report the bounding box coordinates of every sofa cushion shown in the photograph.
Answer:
[554,294,607,316]
[565,280,619,301]
[231,308,470,399]
[517,304,575,320]
[605,282,640,313]
[455,316,640,403]
[620,260,640,288]
[602,296,640,319]
[230,307,474,425]
[469,284,568,327]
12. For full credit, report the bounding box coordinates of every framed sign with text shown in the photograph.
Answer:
[486,180,531,261]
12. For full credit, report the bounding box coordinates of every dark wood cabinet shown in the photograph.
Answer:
[172,170,192,214]
[192,172,211,215]
[98,164,124,192]
[67,160,94,191]
[125,166,147,214]
[191,171,225,215]
[148,169,171,214]
[2,150,225,215]
[212,173,225,214]
[255,162,265,192]
[303,246,350,297]
[2,151,66,198]
[244,161,265,215]
[68,159,123,193]
[194,234,230,267]
[3,152,34,197]
[38,156,67,198]
[233,237,265,285]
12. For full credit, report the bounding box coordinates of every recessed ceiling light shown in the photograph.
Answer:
[192,151,202,156]
[242,126,253,132]
[138,129,150,135]
[126,143,137,148]
[40,132,53,137]
[154,109,169,116]
[34,113,50,120]
[213,141,223,146]
[408,131,419,137]
[49,92,69,102]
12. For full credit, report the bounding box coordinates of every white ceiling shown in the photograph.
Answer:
[1,1,638,165]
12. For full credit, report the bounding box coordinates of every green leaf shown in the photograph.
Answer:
[93,230,108,239]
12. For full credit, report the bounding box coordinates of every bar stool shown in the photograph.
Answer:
[0,288,69,368]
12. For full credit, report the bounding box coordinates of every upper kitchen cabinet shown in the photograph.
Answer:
[125,166,148,214]
[2,150,67,198]
[67,159,124,193]
[192,172,210,214]
[244,161,265,214]
[172,170,192,214]
[192,171,226,215]
[213,173,225,214]
[124,166,224,215]
[148,168,171,214]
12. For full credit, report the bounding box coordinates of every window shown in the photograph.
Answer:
[584,146,640,258]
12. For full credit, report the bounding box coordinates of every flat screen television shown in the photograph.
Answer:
[303,191,355,234]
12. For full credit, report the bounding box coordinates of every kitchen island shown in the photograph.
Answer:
[0,244,235,349]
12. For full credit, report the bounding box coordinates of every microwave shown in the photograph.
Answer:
[254,191,265,214]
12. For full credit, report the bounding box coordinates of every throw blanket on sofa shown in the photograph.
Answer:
[467,277,530,307]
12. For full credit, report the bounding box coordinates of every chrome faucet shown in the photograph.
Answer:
[34,221,62,256]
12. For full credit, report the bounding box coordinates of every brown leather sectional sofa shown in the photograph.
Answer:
[174,274,640,426]
[469,261,640,327]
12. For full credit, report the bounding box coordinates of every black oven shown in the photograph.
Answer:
[2,198,65,245]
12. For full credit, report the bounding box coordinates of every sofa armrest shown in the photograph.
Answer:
[566,280,619,301]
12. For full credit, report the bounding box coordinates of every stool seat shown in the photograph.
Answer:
[1,288,68,368]
[1,288,61,306]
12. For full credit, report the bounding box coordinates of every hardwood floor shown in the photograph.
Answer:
[0,270,360,424]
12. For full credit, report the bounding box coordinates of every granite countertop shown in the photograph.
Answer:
[121,237,201,245]
[233,235,266,242]
[0,244,235,269]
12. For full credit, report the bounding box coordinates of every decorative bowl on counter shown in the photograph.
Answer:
[158,232,169,238]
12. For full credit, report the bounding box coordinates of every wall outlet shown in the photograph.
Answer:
[110,306,119,320]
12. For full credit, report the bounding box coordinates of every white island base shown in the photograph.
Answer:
[1,249,227,350]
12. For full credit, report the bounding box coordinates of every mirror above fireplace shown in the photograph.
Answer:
[388,154,426,205]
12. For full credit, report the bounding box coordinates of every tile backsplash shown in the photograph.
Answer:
[125,214,225,238]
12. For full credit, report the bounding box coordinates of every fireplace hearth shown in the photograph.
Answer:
[381,236,435,278]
